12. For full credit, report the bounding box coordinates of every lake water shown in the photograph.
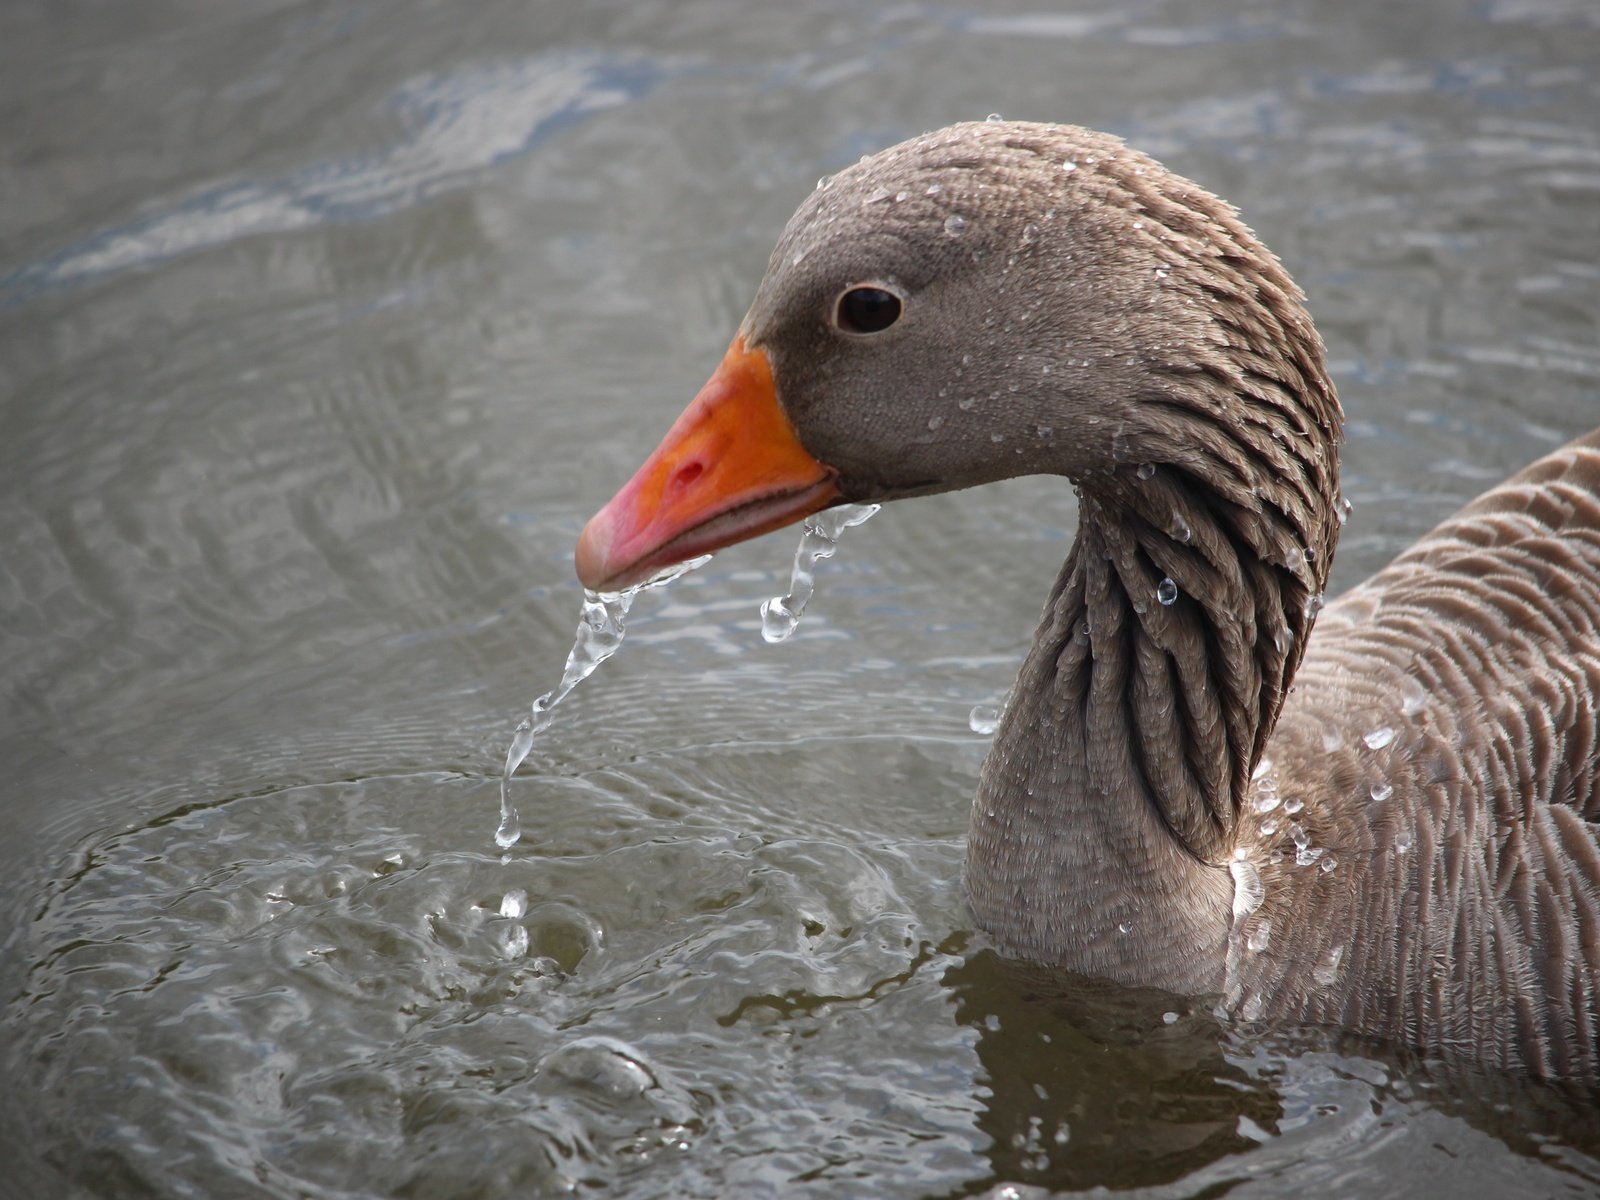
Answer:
[3,1,1599,1196]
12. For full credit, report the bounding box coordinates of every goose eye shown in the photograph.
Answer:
[835,286,902,334]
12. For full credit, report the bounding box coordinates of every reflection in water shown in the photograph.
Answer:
[942,951,1277,1193]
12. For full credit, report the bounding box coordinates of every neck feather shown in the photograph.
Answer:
[966,349,1341,989]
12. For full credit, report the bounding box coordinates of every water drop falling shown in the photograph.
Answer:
[1156,578,1178,606]
[761,504,879,643]
[499,555,711,848]
[969,703,1002,735]
[500,888,528,920]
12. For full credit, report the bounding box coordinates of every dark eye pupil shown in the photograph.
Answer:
[837,287,902,334]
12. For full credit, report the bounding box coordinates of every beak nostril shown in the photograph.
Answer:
[670,461,706,493]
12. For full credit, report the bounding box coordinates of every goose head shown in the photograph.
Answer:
[576,120,1340,626]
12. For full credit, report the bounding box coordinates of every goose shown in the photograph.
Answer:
[572,121,1600,1084]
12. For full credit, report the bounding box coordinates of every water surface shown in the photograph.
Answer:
[3,1,1599,1196]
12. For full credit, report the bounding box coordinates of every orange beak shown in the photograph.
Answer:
[575,337,841,592]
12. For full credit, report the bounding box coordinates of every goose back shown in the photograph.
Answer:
[1233,429,1600,1080]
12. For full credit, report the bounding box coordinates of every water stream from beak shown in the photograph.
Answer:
[759,504,880,643]
[497,555,711,850]
[500,503,878,851]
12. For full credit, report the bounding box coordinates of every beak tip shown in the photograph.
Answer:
[574,512,614,591]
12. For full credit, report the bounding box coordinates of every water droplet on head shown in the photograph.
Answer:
[1363,726,1395,750]
[1136,463,1156,480]
[1156,578,1178,606]
[1295,843,1324,868]
[1305,593,1325,620]
[1061,160,1077,172]
[927,414,945,432]
[1118,920,1134,934]
[1021,221,1041,245]
[1369,781,1393,802]
[1172,514,1192,544]
[1283,796,1304,815]
[944,214,968,237]
[1319,855,1339,873]
[990,431,1005,444]
[1395,831,1413,854]
[986,112,1004,122]
[1162,1011,1179,1025]
[1246,919,1272,952]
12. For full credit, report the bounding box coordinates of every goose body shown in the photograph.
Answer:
[574,121,1600,1083]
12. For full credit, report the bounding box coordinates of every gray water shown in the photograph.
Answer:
[4,1,1600,1196]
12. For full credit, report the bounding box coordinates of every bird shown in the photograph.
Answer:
[573,120,1600,1084]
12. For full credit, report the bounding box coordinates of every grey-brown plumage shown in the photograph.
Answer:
[732,122,1600,1082]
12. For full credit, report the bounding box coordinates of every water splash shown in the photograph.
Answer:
[498,555,711,849]
[760,504,879,643]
